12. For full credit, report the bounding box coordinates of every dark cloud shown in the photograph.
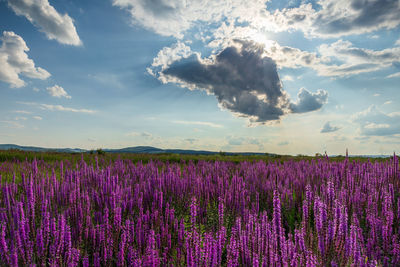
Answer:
[320,121,340,133]
[290,88,328,113]
[160,41,328,123]
[163,41,290,123]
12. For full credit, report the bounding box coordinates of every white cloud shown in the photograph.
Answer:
[112,0,267,38]
[0,31,50,87]
[115,0,400,81]
[14,110,32,114]
[318,40,400,66]
[387,72,400,78]
[290,88,328,113]
[320,121,340,133]
[384,101,392,105]
[268,0,400,38]
[39,104,94,113]
[46,85,71,99]
[7,0,81,45]
[147,42,193,78]
[33,116,42,120]
[365,123,390,129]
[18,101,95,114]
[126,131,153,137]
[264,42,328,70]
[265,40,400,77]
[172,120,223,128]
[353,105,400,136]
[15,116,27,120]
[282,75,293,81]
[111,0,398,42]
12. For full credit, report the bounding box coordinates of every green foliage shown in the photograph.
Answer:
[96,148,106,155]
[0,149,392,168]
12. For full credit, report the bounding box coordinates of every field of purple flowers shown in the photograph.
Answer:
[0,155,399,266]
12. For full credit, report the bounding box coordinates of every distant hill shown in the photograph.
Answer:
[0,144,86,153]
[0,144,271,156]
[104,146,165,154]
[0,144,392,158]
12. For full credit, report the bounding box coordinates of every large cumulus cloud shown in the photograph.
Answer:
[150,41,327,123]
[290,88,328,113]
[0,31,50,88]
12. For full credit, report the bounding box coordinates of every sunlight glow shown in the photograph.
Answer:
[250,32,274,50]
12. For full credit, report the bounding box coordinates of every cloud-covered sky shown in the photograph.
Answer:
[0,0,399,155]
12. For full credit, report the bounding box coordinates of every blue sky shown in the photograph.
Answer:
[0,0,399,155]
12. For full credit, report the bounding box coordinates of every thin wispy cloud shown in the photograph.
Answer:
[33,116,42,120]
[15,116,27,121]
[17,102,95,114]
[126,131,153,137]
[387,72,400,78]
[172,120,223,128]
[39,104,95,114]
[0,120,24,129]
[14,110,32,114]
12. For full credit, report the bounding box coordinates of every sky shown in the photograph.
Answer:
[0,0,399,155]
